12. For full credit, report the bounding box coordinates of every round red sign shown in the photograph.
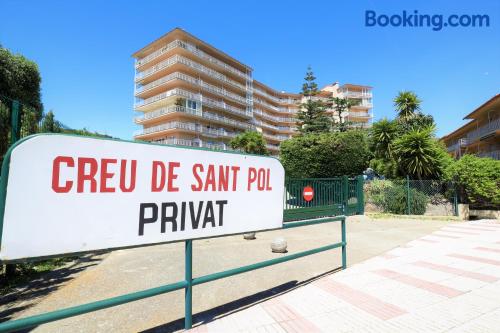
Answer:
[303,186,314,202]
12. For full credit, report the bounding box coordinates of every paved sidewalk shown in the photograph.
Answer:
[189,220,500,333]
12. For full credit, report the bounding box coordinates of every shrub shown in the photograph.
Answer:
[381,185,428,215]
[365,179,394,207]
[365,180,429,215]
[446,155,500,208]
[280,130,370,178]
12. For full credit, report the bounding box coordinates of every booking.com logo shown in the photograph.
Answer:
[365,10,490,31]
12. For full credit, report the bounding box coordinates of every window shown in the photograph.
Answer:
[187,100,198,110]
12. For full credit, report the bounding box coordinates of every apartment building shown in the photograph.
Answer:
[132,28,373,154]
[441,94,500,160]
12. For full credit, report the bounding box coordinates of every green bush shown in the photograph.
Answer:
[367,181,428,215]
[446,155,500,208]
[365,179,394,207]
[280,130,370,178]
[381,185,428,215]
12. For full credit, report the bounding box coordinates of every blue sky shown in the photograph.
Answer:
[1,0,498,139]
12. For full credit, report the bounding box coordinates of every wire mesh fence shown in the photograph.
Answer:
[364,178,458,216]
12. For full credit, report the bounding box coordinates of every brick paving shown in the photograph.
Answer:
[189,220,500,332]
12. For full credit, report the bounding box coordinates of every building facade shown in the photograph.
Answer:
[441,94,500,160]
[132,28,373,154]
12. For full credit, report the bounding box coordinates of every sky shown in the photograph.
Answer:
[0,0,499,139]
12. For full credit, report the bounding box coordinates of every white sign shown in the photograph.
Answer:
[0,135,285,261]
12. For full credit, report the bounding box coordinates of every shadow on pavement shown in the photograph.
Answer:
[142,266,343,333]
[0,254,104,324]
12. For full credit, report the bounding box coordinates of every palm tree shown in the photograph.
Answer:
[394,91,421,120]
[392,126,444,180]
[328,97,360,132]
[370,118,398,159]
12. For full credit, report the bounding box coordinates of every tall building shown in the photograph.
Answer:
[132,28,373,154]
[441,94,500,160]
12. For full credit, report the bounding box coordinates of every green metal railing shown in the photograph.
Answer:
[283,176,364,221]
[0,215,346,332]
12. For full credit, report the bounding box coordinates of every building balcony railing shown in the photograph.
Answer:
[348,111,372,118]
[134,121,239,139]
[263,133,291,141]
[135,72,248,107]
[254,98,280,112]
[135,39,251,80]
[135,54,248,95]
[477,150,500,160]
[341,90,372,99]
[253,88,281,104]
[253,109,296,123]
[351,102,373,109]
[466,118,500,142]
[277,107,298,114]
[253,119,279,131]
[134,105,253,131]
[152,138,201,147]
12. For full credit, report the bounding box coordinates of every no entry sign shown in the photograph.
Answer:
[0,135,285,261]
[303,186,314,202]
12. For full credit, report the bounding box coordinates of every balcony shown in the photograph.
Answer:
[477,150,500,160]
[253,119,279,131]
[135,54,248,95]
[253,88,281,104]
[253,109,296,123]
[348,111,372,118]
[466,118,500,142]
[135,121,239,139]
[341,90,372,99]
[135,39,251,80]
[134,105,253,130]
[135,72,248,107]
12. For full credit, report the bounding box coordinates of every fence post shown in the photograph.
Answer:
[356,175,364,215]
[10,100,21,145]
[341,217,347,269]
[453,183,459,217]
[184,240,193,330]
[342,176,348,215]
[406,175,411,215]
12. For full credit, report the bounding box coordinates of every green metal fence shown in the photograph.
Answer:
[365,177,458,216]
[283,176,364,221]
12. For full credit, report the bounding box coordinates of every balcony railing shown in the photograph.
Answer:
[341,90,372,99]
[136,39,251,80]
[466,118,500,142]
[253,88,281,104]
[135,72,249,107]
[135,121,239,139]
[153,138,201,147]
[253,109,296,123]
[477,150,500,160]
[348,111,372,118]
[135,54,248,94]
[135,105,253,131]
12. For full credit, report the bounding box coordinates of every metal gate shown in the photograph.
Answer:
[283,176,364,221]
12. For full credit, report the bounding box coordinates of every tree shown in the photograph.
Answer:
[40,110,62,133]
[296,66,331,133]
[370,118,398,160]
[229,131,269,155]
[392,126,452,180]
[394,91,421,120]
[0,46,43,158]
[280,130,370,178]
[329,97,360,132]
[397,112,435,133]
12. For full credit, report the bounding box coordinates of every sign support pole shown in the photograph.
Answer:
[185,240,193,330]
